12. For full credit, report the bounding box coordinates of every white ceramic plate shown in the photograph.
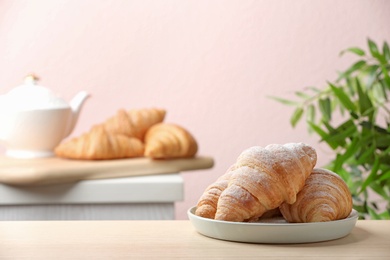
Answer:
[188,206,358,244]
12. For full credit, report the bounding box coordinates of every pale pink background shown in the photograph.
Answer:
[1,0,389,219]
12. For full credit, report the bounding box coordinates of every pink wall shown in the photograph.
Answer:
[1,0,389,219]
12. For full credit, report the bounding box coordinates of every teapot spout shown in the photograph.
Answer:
[70,91,90,112]
[65,91,90,137]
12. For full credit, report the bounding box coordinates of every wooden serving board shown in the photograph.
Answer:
[0,156,214,186]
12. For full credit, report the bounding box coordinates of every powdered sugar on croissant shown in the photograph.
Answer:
[214,143,317,222]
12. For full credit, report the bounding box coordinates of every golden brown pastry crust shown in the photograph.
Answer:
[214,143,317,222]
[279,168,353,223]
[195,165,236,219]
[103,108,166,141]
[144,123,198,159]
[54,125,144,160]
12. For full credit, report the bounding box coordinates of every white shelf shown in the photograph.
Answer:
[0,174,183,205]
[0,174,184,220]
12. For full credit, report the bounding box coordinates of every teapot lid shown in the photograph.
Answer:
[3,74,69,110]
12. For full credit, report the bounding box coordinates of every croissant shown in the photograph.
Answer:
[279,168,353,223]
[195,165,236,219]
[214,143,317,222]
[54,125,144,160]
[144,123,198,159]
[103,108,166,140]
[195,165,284,221]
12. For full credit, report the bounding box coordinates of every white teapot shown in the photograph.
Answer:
[0,75,90,158]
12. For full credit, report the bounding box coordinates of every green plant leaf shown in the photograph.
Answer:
[322,119,355,145]
[353,204,366,217]
[350,111,359,119]
[290,107,304,127]
[379,209,390,220]
[360,155,380,193]
[370,182,390,201]
[336,166,352,185]
[332,154,344,173]
[381,64,390,87]
[378,169,390,182]
[318,98,332,121]
[294,91,311,99]
[342,137,361,160]
[306,104,316,134]
[336,118,356,130]
[380,82,389,101]
[337,60,366,82]
[356,77,373,117]
[383,41,390,60]
[324,124,356,145]
[360,121,384,132]
[375,134,390,150]
[308,122,338,149]
[373,80,388,102]
[356,143,376,165]
[268,96,299,106]
[365,65,380,89]
[333,138,360,172]
[329,83,356,111]
[339,47,365,57]
[322,120,335,133]
[368,38,387,64]
[367,205,381,220]
[381,78,390,91]
[348,60,367,73]
[306,104,316,123]
[368,38,380,56]
[345,77,355,96]
[382,145,390,154]
[305,86,322,93]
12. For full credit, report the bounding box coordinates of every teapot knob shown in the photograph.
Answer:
[24,74,40,85]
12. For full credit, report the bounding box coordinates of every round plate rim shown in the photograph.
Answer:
[187,206,358,244]
[188,206,358,226]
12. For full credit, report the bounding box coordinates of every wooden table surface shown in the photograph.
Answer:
[0,220,389,259]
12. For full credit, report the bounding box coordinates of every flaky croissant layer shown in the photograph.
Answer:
[103,108,166,141]
[55,125,144,160]
[144,123,198,159]
[279,168,353,223]
[195,165,236,219]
